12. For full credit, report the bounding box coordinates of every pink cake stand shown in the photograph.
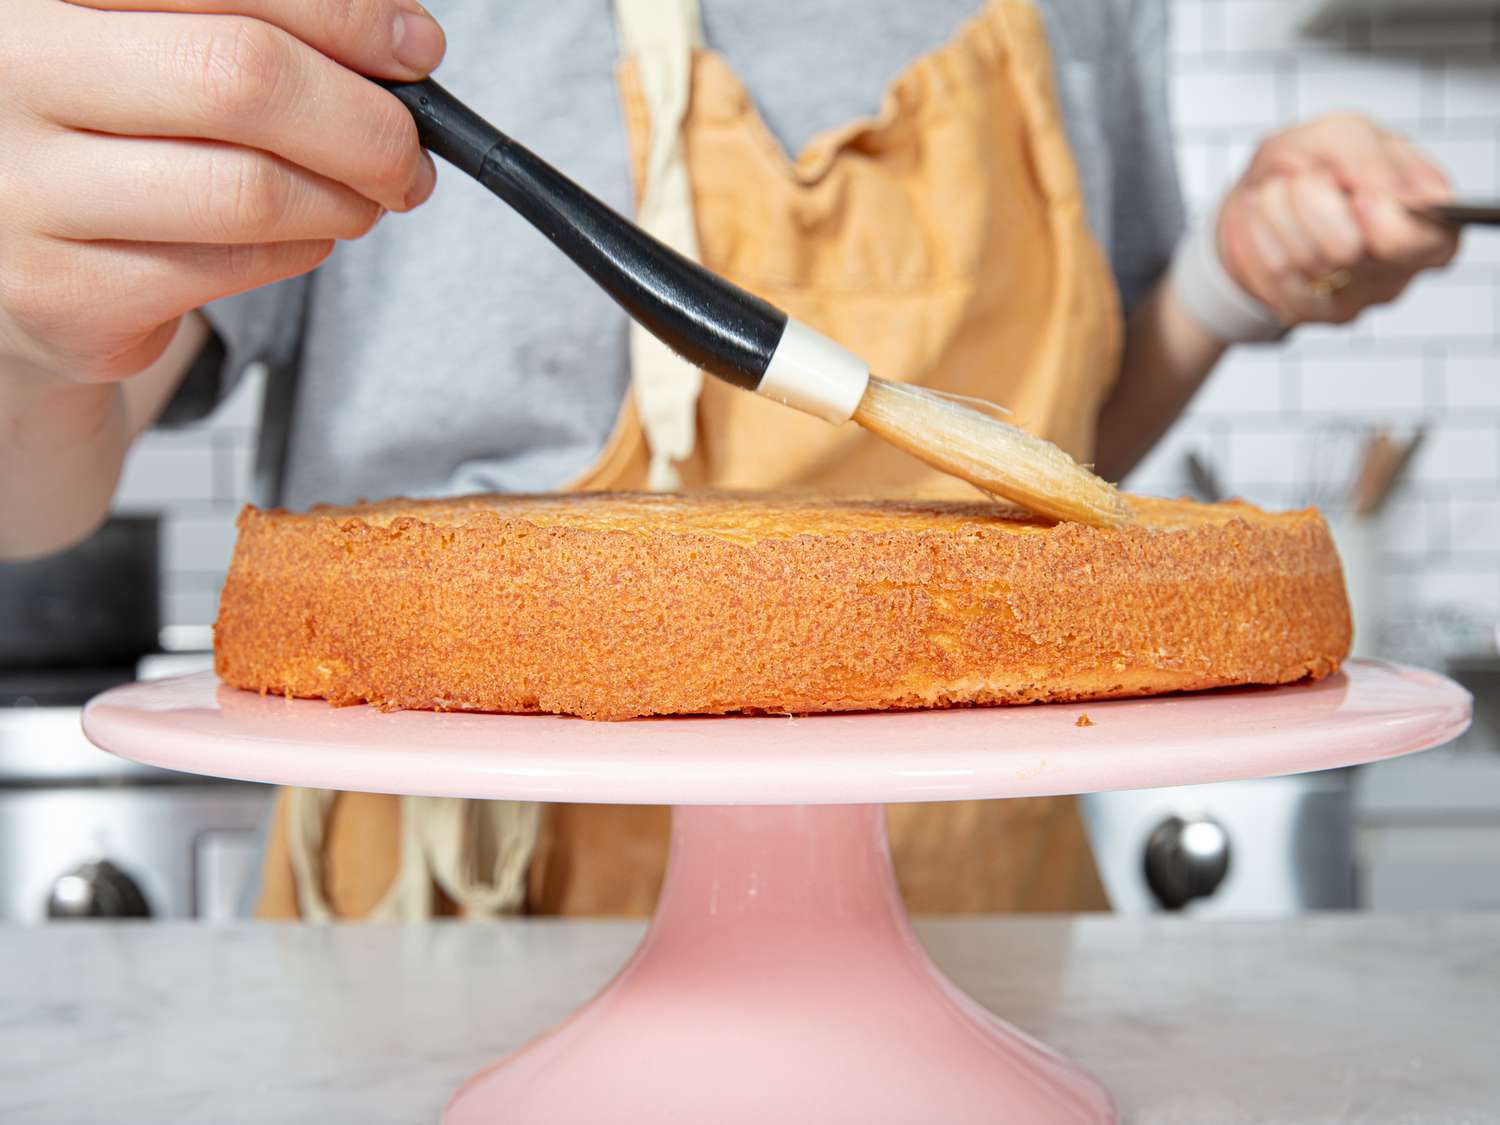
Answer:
[83,659,1469,1124]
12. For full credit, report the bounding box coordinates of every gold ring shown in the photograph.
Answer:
[1312,269,1353,298]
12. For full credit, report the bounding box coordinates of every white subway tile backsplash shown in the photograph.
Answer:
[1439,60,1500,120]
[114,436,216,508]
[1188,352,1286,416]
[1420,135,1500,196]
[1296,355,1428,414]
[164,515,241,576]
[1360,274,1497,341]
[1172,0,1214,57]
[1376,497,1444,559]
[1120,416,1230,499]
[1405,566,1500,615]
[1175,142,1223,210]
[1295,58,1426,127]
[1449,497,1500,552]
[1181,139,1262,212]
[1442,354,1500,411]
[1172,66,1285,132]
[1234,481,1303,509]
[1229,426,1308,487]
[1411,423,1500,482]
[1220,0,1318,54]
[163,590,222,629]
[1289,319,1375,354]
[1223,138,1258,179]
[1453,229,1500,267]
[215,440,257,506]
[1221,139,1261,201]
[1375,571,1419,624]
[207,362,268,431]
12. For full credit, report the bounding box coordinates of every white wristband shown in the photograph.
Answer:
[1169,206,1288,344]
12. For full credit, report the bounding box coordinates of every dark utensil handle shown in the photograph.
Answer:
[380,77,785,391]
[1413,201,1500,227]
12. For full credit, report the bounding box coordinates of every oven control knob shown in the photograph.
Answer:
[46,860,152,919]
[1143,815,1231,911]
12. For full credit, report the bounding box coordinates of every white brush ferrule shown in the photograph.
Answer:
[756,318,870,425]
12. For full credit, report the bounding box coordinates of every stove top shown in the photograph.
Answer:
[0,655,216,784]
[0,666,137,708]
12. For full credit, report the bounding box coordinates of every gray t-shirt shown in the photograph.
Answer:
[203,0,1181,510]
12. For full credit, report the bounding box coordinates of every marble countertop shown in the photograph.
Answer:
[1,914,1496,1124]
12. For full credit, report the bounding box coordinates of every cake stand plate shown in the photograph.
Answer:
[83,661,1470,1124]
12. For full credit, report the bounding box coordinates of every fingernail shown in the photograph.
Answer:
[405,152,437,209]
[393,7,446,74]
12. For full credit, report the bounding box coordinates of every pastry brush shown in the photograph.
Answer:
[379,78,1128,528]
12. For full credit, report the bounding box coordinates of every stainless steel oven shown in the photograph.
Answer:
[0,656,274,923]
[1081,770,1355,915]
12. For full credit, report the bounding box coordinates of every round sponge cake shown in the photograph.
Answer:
[213,492,1351,720]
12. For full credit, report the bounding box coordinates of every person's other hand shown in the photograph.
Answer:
[1217,114,1459,327]
[0,0,444,382]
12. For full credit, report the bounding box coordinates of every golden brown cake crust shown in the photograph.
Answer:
[213,492,1352,720]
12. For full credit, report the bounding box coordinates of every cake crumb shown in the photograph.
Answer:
[1075,713,1094,728]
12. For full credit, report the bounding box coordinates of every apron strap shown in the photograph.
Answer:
[284,788,430,920]
[613,0,706,489]
[284,789,538,920]
[285,787,338,922]
[415,797,541,917]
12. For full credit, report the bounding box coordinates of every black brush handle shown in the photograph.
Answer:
[381,77,782,391]
[1417,201,1500,227]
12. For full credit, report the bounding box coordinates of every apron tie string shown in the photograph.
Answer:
[614,0,707,490]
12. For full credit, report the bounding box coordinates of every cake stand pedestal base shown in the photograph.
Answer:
[446,804,1114,1124]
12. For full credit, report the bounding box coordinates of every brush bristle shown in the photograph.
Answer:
[852,376,1130,527]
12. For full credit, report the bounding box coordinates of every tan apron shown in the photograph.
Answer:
[256,0,1122,921]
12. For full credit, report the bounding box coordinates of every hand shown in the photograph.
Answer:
[1217,114,1459,327]
[0,0,445,382]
